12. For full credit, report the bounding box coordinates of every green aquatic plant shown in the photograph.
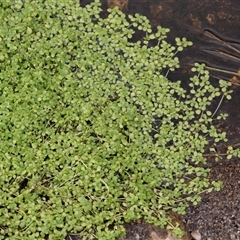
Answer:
[0,0,234,239]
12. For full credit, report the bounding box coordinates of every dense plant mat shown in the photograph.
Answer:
[0,0,236,239]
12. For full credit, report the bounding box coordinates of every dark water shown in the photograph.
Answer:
[81,0,240,79]
[81,0,240,135]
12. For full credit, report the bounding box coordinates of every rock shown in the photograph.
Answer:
[191,230,201,240]
[150,231,162,240]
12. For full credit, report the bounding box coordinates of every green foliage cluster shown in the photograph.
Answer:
[0,0,233,239]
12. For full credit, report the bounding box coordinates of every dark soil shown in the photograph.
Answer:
[182,84,240,240]
[183,155,240,240]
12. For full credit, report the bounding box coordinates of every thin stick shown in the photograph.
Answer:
[203,49,240,62]
[210,74,240,87]
[211,94,224,118]
[204,30,240,54]
[205,66,240,77]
